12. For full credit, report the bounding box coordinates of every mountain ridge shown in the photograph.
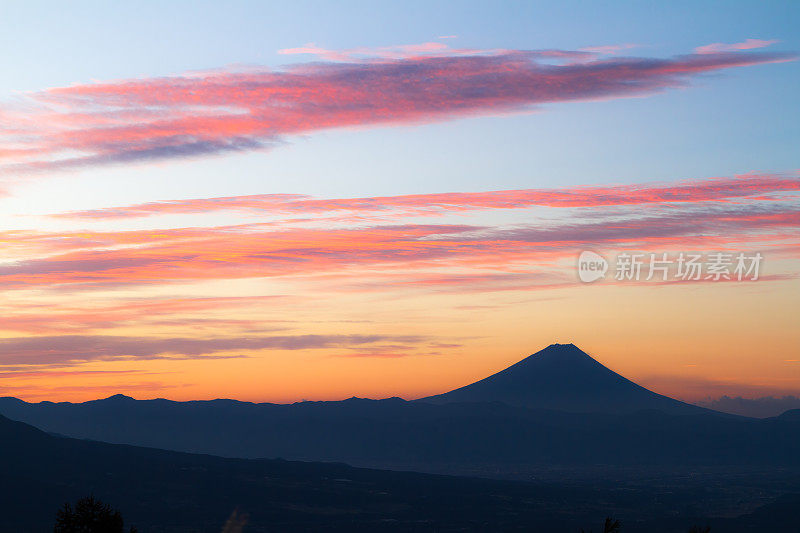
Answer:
[6,343,793,476]
[1,343,716,415]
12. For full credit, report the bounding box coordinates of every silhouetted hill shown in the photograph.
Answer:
[421,343,709,414]
[777,408,800,421]
[0,413,577,532]
[3,413,800,532]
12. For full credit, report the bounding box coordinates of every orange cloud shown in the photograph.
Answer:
[0,295,290,334]
[0,333,430,367]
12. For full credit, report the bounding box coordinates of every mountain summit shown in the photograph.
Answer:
[421,343,707,414]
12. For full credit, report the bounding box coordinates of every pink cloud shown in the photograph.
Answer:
[337,271,574,294]
[52,172,800,220]
[0,201,797,291]
[695,38,779,55]
[579,43,640,55]
[277,41,466,61]
[0,44,794,175]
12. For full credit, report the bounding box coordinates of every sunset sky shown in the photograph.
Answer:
[0,1,798,403]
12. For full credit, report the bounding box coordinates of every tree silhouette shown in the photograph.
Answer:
[581,516,621,533]
[54,496,137,533]
[221,509,249,533]
[688,527,711,533]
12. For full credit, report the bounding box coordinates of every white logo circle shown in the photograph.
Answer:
[577,251,608,283]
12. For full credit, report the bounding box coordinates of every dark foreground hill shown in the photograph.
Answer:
[2,413,800,533]
[0,412,579,532]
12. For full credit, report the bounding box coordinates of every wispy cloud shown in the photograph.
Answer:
[52,172,800,220]
[695,395,800,418]
[640,373,800,402]
[276,41,479,61]
[0,43,794,176]
[0,333,429,366]
[695,38,779,55]
[1,195,797,291]
[579,43,640,55]
[0,295,290,334]
[0,381,178,400]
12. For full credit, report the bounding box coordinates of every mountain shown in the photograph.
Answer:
[421,343,708,414]
[5,344,800,477]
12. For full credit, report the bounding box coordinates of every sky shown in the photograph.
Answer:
[0,1,798,403]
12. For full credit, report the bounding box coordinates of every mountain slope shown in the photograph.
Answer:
[421,343,708,414]
[2,413,800,532]
[0,412,595,532]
